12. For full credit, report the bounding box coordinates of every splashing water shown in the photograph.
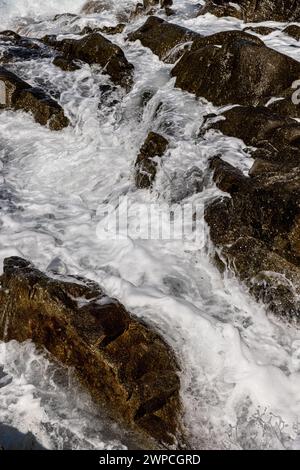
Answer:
[0,0,300,450]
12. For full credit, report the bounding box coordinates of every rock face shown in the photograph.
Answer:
[205,156,300,320]
[0,67,69,130]
[49,33,134,90]
[198,0,300,22]
[209,106,300,170]
[171,31,300,107]
[0,257,182,448]
[128,16,200,63]
[135,132,169,189]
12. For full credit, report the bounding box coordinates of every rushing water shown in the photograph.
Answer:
[1,0,300,450]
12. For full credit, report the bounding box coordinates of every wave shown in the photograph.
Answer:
[0,0,87,27]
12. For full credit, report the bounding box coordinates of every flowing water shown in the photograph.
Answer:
[0,0,300,450]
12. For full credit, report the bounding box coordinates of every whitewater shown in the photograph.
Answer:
[0,0,300,450]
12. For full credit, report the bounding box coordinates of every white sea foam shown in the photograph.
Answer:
[0,0,300,450]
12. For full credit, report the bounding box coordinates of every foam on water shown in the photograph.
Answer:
[0,0,300,450]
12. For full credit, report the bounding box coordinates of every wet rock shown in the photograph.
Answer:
[0,257,183,448]
[283,24,300,41]
[211,106,300,149]
[198,0,300,22]
[135,132,169,189]
[198,0,243,19]
[244,26,278,36]
[0,32,51,64]
[191,29,264,49]
[172,32,300,107]
[208,106,300,170]
[53,13,78,21]
[0,66,69,130]
[53,56,80,72]
[81,1,111,14]
[101,23,126,35]
[205,155,300,319]
[0,424,45,450]
[128,16,200,63]
[50,33,134,90]
[267,96,300,120]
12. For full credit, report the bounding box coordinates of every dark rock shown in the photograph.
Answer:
[51,33,134,90]
[267,95,300,120]
[198,0,300,22]
[208,106,300,170]
[0,32,51,64]
[172,32,300,107]
[53,56,80,72]
[283,24,300,41]
[128,16,200,63]
[135,132,169,189]
[101,23,126,35]
[0,424,45,450]
[0,257,183,448]
[244,26,278,35]
[198,0,243,19]
[81,1,111,14]
[211,106,300,148]
[209,155,250,193]
[53,13,78,21]
[190,29,264,49]
[205,155,300,319]
[0,66,69,130]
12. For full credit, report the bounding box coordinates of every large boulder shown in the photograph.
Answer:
[0,67,69,130]
[198,0,300,22]
[0,257,183,448]
[49,33,134,90]
[128,16,200,63]
[171,32,300,107]
[135,132,169,189]
[205,156,300,320]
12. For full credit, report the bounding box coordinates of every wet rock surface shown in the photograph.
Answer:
[128,16,200,63]
[0,257,183,448]
[135,132,169,189]
[172,31,300,107]
[49,33,134,90]
[205,156,300,320]
[0,66,69,130]
[198,0,300,22]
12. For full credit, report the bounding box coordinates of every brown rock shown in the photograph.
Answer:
[205,156,300,319]
[0,66,69,130]
[128,16,200,63]
[244,26,278,35]
[0,257,183,448]
[53,56,80,72]
[53,33,134,90]
[135,132,169,189]
[283,24,300,41]
[172,33,300,107]
[198,0,300,22]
